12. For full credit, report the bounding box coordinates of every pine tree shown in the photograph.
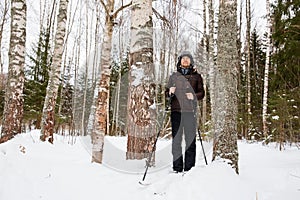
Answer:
[267,0,300,145]
[24,28,51,129]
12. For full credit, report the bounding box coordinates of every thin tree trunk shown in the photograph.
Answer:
[208,0,216,133]
[212,0,239,174]
[237,0,243,138]
[202,0,208,130]
[86,4,101,138]
[262,0,271,137]
[1,0,27,143]
[40,0,69,143]
[126,0,156,162]
[246,0,251,138]
[81,2,90,136]
[0,0,9,81]
[91,4,114,163]
[92,0,132,163]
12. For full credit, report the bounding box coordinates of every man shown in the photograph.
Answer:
[166,51,205,172]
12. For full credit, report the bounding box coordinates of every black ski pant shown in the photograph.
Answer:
[171,111,196,172]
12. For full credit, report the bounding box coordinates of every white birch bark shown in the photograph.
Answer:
[202,0,208,130]
[212,0,239,174]
[246,0,252,135]
[262,0,271,137]
[40,0,68,143]
[91,0,114,163]
[91,0,132,163]
[126,0,156,161]
[1,0,26,142]
[208,0,216,132]
[0,0,9,80]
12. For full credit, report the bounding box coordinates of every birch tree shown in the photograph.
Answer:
[91,0,132,163]
[208,0,216,133]
[126,0,156,161]
[246,0,251,137]
[212,0,239,174]
[262,0,271,137]
[40,0,69,143]
[0,0,26,143]
[0,0,9,78]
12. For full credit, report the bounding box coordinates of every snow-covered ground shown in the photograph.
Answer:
[0,130,299,200]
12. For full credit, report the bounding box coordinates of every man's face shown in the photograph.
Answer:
[180,56,191,68]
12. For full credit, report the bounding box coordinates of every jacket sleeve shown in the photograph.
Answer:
[195,74,205,100]
[165,73,175,98]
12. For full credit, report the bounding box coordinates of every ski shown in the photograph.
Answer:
[138,170,186,186]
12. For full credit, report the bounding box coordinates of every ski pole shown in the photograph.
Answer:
[190,98,208,166]
[140,94,174,183]
[197,128,208,165]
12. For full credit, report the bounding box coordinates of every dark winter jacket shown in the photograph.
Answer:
[166,68,205,112]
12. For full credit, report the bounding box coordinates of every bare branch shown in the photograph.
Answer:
[152,7,171,27]
[111,1,132,19]
[98,0,109,16]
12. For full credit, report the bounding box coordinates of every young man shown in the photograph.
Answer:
[166,51,205,172]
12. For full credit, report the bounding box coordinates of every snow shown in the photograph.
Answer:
[0,130,300,200]
[131,65,145,86]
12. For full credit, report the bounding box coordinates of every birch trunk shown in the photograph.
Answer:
[262,0,271,137]
[40,0,68,143]
[208,0,216,132]
[246,0,251,137]
[0,0,9,80]
[212,0,239,174]
[91,0,132,163]
[1,0,26,143]
[126,0,156,161]
[202,0,208,130]
[91,0,114,163]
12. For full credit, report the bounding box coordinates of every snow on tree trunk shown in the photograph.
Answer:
[212,0,239,174]
[262,0,271,137]
[91,0,114,164]
[126,0,156,161]
[0,0,26,143]
[40,0,68,143]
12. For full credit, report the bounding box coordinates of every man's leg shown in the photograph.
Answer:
[171,112,183,172]
[183,112,196,171]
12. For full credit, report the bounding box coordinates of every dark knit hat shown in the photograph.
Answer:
[176,51,194,69]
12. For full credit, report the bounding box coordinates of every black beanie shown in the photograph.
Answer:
[176,51,194,69]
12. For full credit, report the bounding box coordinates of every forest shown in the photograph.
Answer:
[0,0,299,174]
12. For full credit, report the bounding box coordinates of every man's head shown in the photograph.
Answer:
[176,51,194,69]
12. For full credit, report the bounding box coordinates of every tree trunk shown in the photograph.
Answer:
[91,0,132,163]
[40,0,68,143]
[1,0,27,143]
[202,0,208,130]
[91,0,114,163]
[262,0,271,137]
[237,0,243,138]
[126,0,156,162]
[0,0,9,82]
[212,0,239,174]
[246,0,251,138]
[208,0,216,133]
